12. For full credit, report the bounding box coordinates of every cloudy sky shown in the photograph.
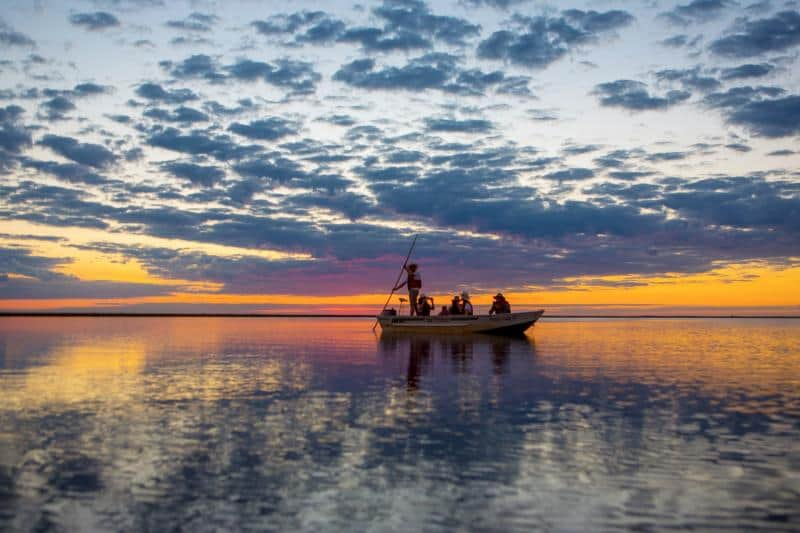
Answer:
[0,0,798,313]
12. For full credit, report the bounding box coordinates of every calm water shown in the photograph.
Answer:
[0,317,798,531]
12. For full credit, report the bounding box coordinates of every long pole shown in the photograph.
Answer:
[372,234,418,331]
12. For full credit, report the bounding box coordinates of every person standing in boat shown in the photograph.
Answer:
[394,263,422,316]
[461,292,474,315]
[489,293,511,314]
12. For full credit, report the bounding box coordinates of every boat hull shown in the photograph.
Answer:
[376,310,544,335]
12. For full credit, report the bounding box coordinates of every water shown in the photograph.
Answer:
[0,317,798,531]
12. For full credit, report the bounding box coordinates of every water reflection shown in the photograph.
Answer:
[0,317,798,531]
[379,332,535,392]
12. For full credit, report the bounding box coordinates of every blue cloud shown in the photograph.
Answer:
[226,58,319,93]
[0,20,35,47]
[146,128,259,161]
[720,63,774,80]
[710,10,800,57]
[0,105,31,155]
[135,83,198,104]
[228,117,298,141]
[160,54,225,82]
[424,117,493,133]
[161,161,225,187]
[39,96,75,121]
[143,106,209,124]
[660,0,735,26]
[166,12,218,32]
[593,80,691,110]
[654,67,720,92]
[39,135,117,168]
[477,9,634,69]
[69,12,120,31]
[22,158,109,184]
[543,168,595,181]
[334,53,527,95]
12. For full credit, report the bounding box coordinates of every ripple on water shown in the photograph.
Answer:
[0,317,798,531]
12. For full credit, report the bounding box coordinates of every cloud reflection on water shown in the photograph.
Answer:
[0,317,798,530]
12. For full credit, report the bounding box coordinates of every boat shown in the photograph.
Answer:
[376,310,544,335]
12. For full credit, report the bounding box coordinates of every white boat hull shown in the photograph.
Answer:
[377,310,544,335]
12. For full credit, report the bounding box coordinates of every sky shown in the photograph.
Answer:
[0,0,798,314]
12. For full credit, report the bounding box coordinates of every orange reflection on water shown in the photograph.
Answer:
[0,317,798,411]
[533,319,800,403]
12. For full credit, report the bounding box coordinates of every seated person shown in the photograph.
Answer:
[418,294,433,316]
[438,306,450,316]
[449,295,462,315]
[489,293,511,314]
[460,291,474,315]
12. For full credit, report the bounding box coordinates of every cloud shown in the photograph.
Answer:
[654,67,720,92]
[659,34,689,47]
[660,0,735,26]
[161,161,225,187]
[461,0,528,8]
[135,83,198,104]
[373,0,480,46]
[702,85,783,109]
[710,10,800,57]
[22,158,109,184]
[593,80,691,110]
[252,11,346,45]
[69,12,120,31]
[146,127,260,161]
[543,168,595,181]
[160,54,225,82]
[73,82,111,97]
[227,58,320,94]
[166,12,218,32]
[0,105,32,155]
[0,246,68,281]
[228,117,299,141]
[39,96,76,121]
[333,53,527,95]
[645,151,688,162]
[702,85,800,136]
[39,135,117,168]
[726,95,800,137]
[767,149,795,156]
[477,9,634,69]
[0,20,35,47]
[720,63,774,80]
[725,142,752,152]
[424,117,493,133]
[143,106,209,124]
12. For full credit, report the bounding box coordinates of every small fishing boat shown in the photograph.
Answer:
[376,310,544,335]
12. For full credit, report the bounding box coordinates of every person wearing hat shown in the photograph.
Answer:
[448,294,462,315]
[418,293,434,316]
[394,262,422,316]
[489,293,511,315]
[461,291,474,315]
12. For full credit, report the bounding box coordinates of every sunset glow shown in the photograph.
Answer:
[0,1,798,314]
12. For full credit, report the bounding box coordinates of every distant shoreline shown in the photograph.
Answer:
[1,313,798,319]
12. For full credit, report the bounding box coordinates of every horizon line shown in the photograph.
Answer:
[1,313,799,319]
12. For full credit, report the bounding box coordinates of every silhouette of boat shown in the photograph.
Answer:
[376,310,544,335]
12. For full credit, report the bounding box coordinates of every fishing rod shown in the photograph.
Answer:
[372,234,418,331]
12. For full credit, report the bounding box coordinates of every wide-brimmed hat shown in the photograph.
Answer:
[460,291,470,300]
[494,292,505,299]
